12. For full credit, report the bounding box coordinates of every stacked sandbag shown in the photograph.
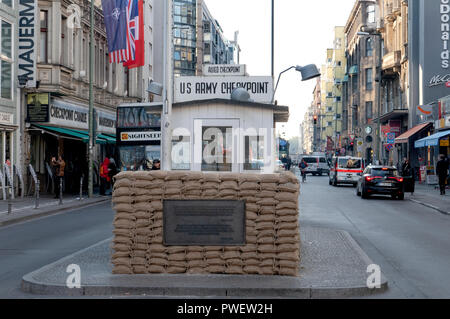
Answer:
[111,171,300,276]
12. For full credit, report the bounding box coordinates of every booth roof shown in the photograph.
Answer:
[173,98,290,123]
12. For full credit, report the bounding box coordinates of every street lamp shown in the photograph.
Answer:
[357,29,382,164]
[272,64,321,103]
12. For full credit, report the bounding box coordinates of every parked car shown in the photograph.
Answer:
[300,155,330,176]
[329,156,364,187]
[356,165,405,200]
[275,160,284,172]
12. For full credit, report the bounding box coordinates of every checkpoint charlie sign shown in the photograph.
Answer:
[174,76,274,104]
[202,64,246,76]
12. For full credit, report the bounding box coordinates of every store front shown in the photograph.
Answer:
[116,103,162,171]
[26,94,116,193]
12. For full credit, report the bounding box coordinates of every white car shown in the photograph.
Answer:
[329,156,364,187]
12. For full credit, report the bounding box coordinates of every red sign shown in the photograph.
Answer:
[385,144,394,151]
[381,125,390,134]
[446,81,450,88]
[388,120,401,133]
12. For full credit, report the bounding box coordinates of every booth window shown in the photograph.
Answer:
[172,135,190,170]
[201,126,232,172]
[244,136,264,171]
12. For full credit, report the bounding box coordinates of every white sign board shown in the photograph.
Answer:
[120,131,161,142]
[203,64,246,76]
[174,76,274,104]
[49,100,116,134]
[18,0,38,88]
[0,112,14,125]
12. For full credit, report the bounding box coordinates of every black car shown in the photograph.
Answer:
[356,165,405,200]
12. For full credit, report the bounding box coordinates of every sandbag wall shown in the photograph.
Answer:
[111,171,300,276]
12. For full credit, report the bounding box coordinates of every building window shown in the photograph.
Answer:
[366,37,373,57]
[1,0,12,8]
[201,126,232,172]
[366,68,373,90]
[61,16,67,65]
[366,101,373,123]
[0,19,13,100]
[352,75,358,92]
[367,5,375,24]
[40,11,48,63]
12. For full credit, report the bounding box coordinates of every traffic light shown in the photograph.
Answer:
[313,115,318,125]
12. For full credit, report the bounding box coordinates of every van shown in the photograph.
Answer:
[329,156,364,187]
[300,155,330,176]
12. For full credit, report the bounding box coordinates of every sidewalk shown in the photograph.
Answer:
[0,194,111,227]
[406,183,450,215]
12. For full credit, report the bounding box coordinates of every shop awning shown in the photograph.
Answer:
[34,125,116,144]
[348,65,358,75]
[414,129,450,148]
[395,122,433,144]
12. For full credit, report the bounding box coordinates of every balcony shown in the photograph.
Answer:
[382,50,401,71]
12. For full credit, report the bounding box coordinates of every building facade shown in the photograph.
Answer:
[173,0,238,77]
[0,0,19,190]
[22,0,151,193]
[343,0,381,163]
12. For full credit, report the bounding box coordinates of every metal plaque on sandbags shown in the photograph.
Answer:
[163,200,246,246]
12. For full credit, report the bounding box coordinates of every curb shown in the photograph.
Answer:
[0,198,110,227]
[409,199,450,216]
[21,231,389,298]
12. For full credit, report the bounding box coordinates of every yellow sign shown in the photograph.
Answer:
[440,139,450,147]
[121,133,129,141]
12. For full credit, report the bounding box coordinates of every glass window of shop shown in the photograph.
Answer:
[0,19,12,100]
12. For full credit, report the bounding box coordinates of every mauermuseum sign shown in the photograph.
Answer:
[174,76,274,103]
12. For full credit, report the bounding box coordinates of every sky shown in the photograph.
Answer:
[204,0,356,139]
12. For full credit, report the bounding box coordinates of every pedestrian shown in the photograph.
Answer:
[286,157,292,171]
[109,158,118,189]
[53,155,65,198]
[99,157,110,196]
[401,158,415,195]
[436,154,449,195]
[299,159,308,182]
[152,159,161,170]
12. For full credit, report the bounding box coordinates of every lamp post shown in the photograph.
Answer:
[272,64,321,103]
[357,30,382,164]
[88,0,94,197]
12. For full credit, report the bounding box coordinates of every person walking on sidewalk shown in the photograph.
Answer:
[436,154,449,195]
[108,158,118,189]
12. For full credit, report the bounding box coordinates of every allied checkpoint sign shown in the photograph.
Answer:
[174,76,274,104]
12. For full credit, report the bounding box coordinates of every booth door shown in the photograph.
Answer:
[193,119,240,173]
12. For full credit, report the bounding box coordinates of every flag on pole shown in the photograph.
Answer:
[102,0,128,63]
[123,0,144,69]
[102,0,144,67]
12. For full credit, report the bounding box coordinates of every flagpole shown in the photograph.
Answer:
[88,0,94,197]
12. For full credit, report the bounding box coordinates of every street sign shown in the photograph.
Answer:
[386,133,395,144]
[356,138,363,152]
[385,144,394,151]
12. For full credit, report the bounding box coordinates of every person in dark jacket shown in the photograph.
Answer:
[401,158,415,194]
[436,154,449,195]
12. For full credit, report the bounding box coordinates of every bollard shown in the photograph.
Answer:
[59,177,63,205]
[79,176,83,201]
[7,187,11,214]
[35,180,40,209]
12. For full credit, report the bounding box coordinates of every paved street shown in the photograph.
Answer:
[0,175,449,298]
[0,202,114,298]
[298,173,450,298]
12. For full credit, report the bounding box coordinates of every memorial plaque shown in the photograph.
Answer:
[163,200,246,246]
